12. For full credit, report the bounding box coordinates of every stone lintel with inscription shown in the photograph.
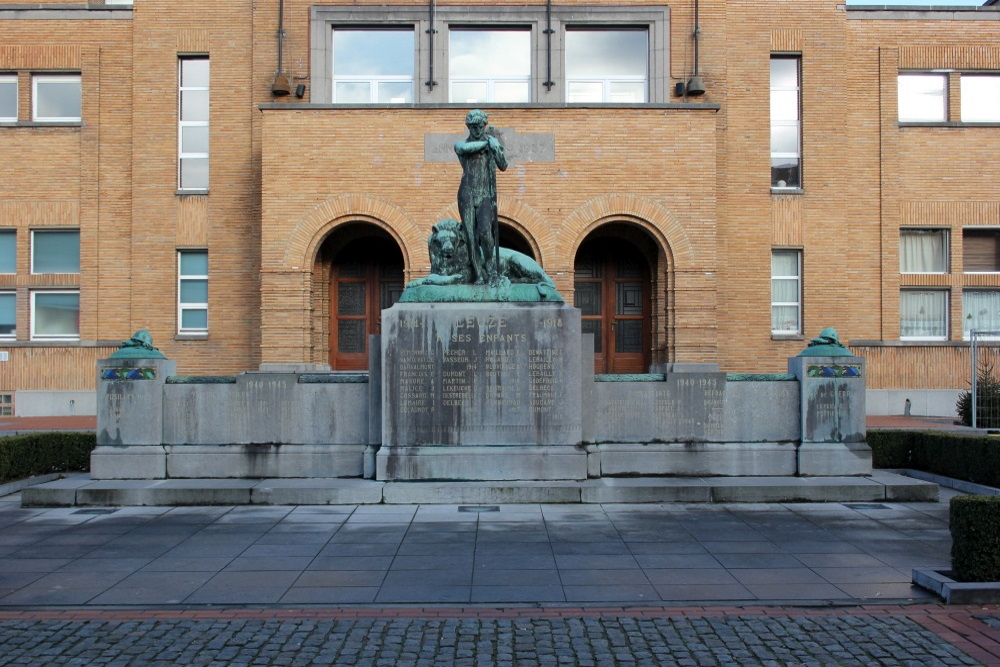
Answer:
[424,128,555,163]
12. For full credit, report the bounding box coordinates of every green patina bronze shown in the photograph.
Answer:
[727,373,797,382]
[108,329,166,359]
[796,327,856,357]
[165,376,237,384]
[298,374,369,384]
[594,374,667,382]
[402,111,562,303]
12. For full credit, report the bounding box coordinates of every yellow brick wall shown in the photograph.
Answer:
[2,0,1000,399]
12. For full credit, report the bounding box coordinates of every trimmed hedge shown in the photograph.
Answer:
[0,432,96,485]
[869,430,1000,489]
[950,495,1000,582]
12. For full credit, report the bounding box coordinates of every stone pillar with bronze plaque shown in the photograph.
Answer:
[788,328,871,475]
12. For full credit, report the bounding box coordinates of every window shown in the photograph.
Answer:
[963,229,1000,273]
[900,290,948,340]
[961,75,1000,123]
[178,250,208,333]
[332,29,415,103]
[566,29,647,103]
[32,74,81,122]
[771,250,801,335]
[770,56,800,189]
[0,230,14,273]
[0,394,11,417]
[31,291,79,341]
[0,75,15,122]
[964,290,1000,338]
[178,58,209,190]
[0,292,14,339]
[898,74,946,122]
[900,229,948,274]
[449,29,531,103]
[31,230,79,274]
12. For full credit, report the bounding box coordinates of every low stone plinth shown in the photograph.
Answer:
[376,445,587,481]
[590,443,798,478]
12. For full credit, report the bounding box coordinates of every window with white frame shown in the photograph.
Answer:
[898,73,947,122]
[771,56,801,189]
[32,74,81,122]
[963,228,1000,273]
[565,29,647,103]
[178,250,208,333]
[31,230,79,274]
[964,290,1000,339]
[961,75,1000,123]
[771,250,801,335]
[0,292,14,339]
[900,289,948,340]
[31,291,79,340]
[0,230,14,273]
[900,229,948,274]
[0,75,16,122]
[332,29,415,103]
[449,29,531,103]
[178,57,209,190]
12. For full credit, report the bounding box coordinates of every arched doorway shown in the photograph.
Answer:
[321,227,405,371]
[498,223,535,259]
[574,228,655,374]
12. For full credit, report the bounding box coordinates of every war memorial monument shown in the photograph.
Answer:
[24,111,934,506]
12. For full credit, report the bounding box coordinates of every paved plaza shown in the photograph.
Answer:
[2,488,1000,664]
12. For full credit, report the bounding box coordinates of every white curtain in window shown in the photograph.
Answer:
[901,290,947,338]
[900,230,946,273]
[964,291,1000,336]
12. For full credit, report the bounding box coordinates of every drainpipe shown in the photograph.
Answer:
[272,0,291,96]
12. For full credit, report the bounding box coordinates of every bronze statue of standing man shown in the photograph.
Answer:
[455,109,508,284]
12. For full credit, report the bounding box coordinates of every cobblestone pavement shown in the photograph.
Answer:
[1,606,999,665]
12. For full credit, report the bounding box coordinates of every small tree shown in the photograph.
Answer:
[957,358,1000,428]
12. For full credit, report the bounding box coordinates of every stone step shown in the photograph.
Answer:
[21,471,937,507]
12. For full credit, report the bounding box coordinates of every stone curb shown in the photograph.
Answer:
[0,473,62,499]
[913,569,1000,605]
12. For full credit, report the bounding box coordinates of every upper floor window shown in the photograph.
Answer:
[449,29,531,103]
[332,29,415,104]
[0,75,16,122]
[32,74,81,122]
[771,250,801,335]
[0,230,14,273]
[964,228,1000,273]
[0,292,14,340]
[31,230,79,274]
[900,289,948,341]
[964,290,1000,339]
[178,250,208,334]
[31,290,79,341]
[900,229,948,274]
[565,29,647,103]
[898,73,946,122]
[961,75,1000,123]
[771,56,801,189]
[178,57,209,191]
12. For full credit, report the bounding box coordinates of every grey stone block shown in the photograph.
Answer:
[788,356,867,445]
[165,445,366,478]
[797,441,873,476]
[593,443,797,477]
[251,479,384,505]
[376,445,587,481]
[912,568,1000,604]
[382,481,581,504]
[580,479,713,503]
[97,358,176,446]
[90,446,167,480]
[708,477,884,503]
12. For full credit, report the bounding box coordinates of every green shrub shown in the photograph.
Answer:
[867,430,914,469]
[951,495,1000,582]
[0,432,95,485]
[909,431,1000,488]
[957,358,1000,428]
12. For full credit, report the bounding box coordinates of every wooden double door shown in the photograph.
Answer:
[574,238,652,374]
[329,238,404,371]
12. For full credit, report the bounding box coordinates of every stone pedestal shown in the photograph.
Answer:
[93,357,176,479]
[788,356,871,475]
[378,302,584,480]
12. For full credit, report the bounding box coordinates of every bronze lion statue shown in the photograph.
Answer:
[407,218,556,289]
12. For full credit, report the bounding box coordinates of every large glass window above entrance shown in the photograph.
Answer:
[332,29,415,104]
[565,29,648,103]
[449,29,531,103]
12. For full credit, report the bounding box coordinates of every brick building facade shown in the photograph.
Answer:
[0,0,998,417]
